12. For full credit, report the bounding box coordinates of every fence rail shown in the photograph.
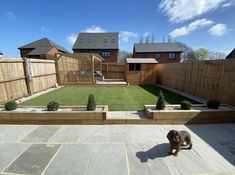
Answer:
[0,58,57,104]
[156,59,235,106]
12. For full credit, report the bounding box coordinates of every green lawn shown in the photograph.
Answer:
[20,85,200,111]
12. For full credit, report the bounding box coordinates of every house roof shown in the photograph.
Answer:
[0,52,3,55]
[73,33,119,50]
[27,46,54,56]
[126,58,158,64]
[134,43,183,53]
[226,48,235,59]
[18,38,68,53]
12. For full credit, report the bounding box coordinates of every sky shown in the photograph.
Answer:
[0,0,235,57]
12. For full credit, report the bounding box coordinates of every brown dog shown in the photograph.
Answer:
[167,130,192,156]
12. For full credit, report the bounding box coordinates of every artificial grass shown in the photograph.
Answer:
[20,85,200,111]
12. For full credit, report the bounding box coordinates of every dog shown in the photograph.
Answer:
[167,130,192,156]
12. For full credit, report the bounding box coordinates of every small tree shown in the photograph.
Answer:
[156,91,166,110]
[87,94,96,111]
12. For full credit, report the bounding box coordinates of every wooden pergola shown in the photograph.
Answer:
[55,53,104,85]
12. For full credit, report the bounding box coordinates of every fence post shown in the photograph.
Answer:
[55,54,61,85]
[23,58,33,95]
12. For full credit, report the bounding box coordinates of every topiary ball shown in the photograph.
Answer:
[47,101,59,111]
[5,101,17,111]
[156,91,166,110]
[207,100,220,109]
[180,100,192,110]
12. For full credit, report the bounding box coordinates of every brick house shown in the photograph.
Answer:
[18,38,68,59]
[133,43,183,63]
[226,48,235,59]
[73,33,119,63]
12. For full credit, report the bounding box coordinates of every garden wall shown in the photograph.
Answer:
[0,58,57,104]
[157,59,235,106]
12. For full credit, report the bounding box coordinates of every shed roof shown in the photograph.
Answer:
[226,48,235,59]
[18,38,68,53]
[126,58,158,64]
[73,33,118,50]
[134,43,183,53]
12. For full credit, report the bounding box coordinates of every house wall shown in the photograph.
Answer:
[74,49,118,63]
[45,47,59,60]
[125,63,157,84]
[133,52,181,63]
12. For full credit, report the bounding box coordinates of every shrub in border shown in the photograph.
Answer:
[47,101,59,111]
[4,101,17,111]
[87,94,96,111]
[180,100,192,110]
[156,91,166,110]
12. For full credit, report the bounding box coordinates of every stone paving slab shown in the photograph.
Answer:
[21,126,60,143]
[0,125,37,142]
[4,144,61,175]
[0,143,30,172]
[0,124,234,175]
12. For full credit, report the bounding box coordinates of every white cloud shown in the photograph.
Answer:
[159,0,230,22]
[5,11,15,18]
[41,26,50,33]
[209,23,229,36]
[169,19,214,38]
[120,31,138,42]
[82,25,106,33]
[66,33,78,45]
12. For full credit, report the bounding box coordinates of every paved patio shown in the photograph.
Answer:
[0,124,234,175]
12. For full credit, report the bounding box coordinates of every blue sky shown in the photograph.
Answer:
[1,0,235,57]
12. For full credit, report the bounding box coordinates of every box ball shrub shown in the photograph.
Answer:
[180,100,192,110]
[156,91,166,110]
[47,101,59,111]
[207,100,220,109]
[87,94,96,111]
[5,101,17,111]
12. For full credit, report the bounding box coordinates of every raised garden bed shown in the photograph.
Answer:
[144,104,235,124]
[0,106,108,124]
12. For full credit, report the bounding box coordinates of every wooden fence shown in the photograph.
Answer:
[0,58,57,104]
[156,59,235,106]
[102,63,125,79]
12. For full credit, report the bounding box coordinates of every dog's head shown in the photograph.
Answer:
[167,130,180,143]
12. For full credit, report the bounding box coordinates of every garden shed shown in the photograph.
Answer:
[56,53,104,85]
[125,58,158,84]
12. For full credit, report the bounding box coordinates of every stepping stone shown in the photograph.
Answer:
[4,144,61,175]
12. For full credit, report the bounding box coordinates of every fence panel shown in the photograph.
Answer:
[102,63,125,79]
[0,58,57,104]
[156,59,235,106]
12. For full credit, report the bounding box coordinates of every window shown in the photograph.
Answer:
[142,53,148,58]
[102,51,111,58]
[156,53,161,59]
[169,52,176,59]
[129,63,141,71]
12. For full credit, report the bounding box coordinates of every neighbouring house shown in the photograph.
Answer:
[18,38,69,59]
[0,52,3,58]
[73,33,119,63]
[125,58,158,84]
[133,43,183,63]
[226,48,235,59]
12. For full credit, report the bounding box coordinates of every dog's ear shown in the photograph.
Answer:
[167,130,172,140]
